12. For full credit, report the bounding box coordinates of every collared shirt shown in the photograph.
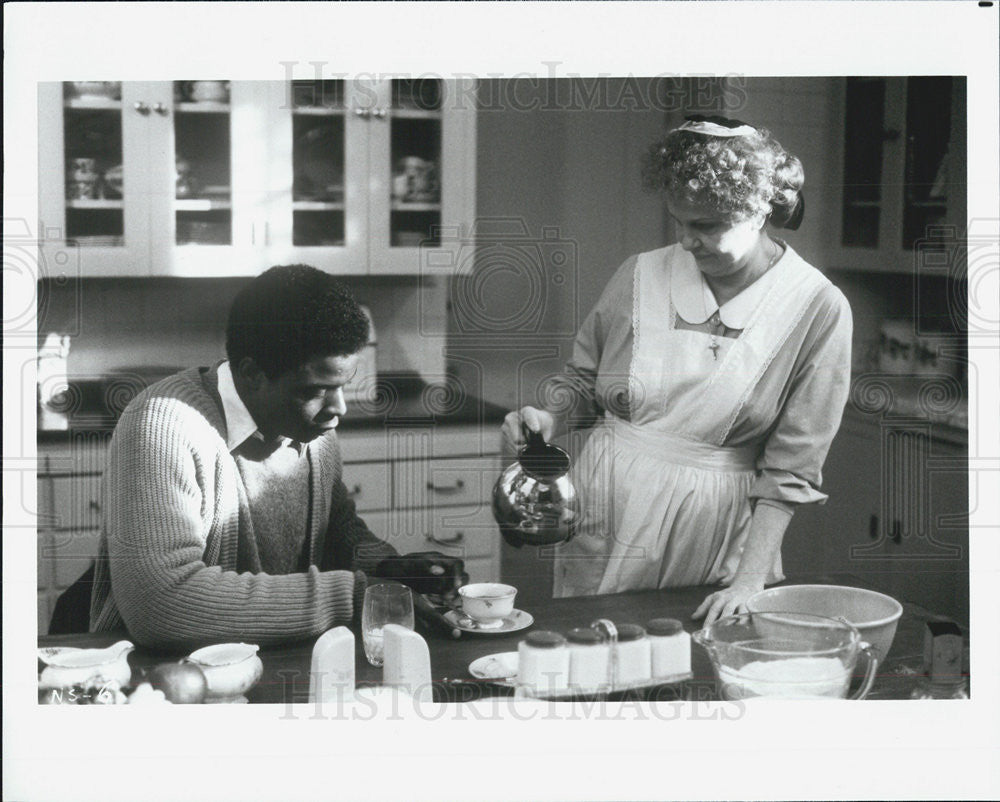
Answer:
[217,361,305,456]
[670,243,786,331]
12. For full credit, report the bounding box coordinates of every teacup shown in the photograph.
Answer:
[458,583,517,626]
[69,158,99,182]
[184,81,229,103]
[69,82,120,101]
[67,180,98,200]
[393,156,439,202]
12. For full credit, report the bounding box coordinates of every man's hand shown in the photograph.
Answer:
[373,552,468,600]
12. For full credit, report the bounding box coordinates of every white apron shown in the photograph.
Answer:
[552,246,827,597]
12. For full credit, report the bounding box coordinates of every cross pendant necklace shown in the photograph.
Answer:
[707,311,723,360]
[702,238,783,362]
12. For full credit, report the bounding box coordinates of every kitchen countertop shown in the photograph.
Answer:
[845,373,968,447]
[37,576,969,704]
[37,373,509,443]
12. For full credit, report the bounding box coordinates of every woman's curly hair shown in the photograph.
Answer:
[642,117,805,229]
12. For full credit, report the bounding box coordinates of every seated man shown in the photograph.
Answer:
[90,264,463,649]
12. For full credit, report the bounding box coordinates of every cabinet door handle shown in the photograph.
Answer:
[427,479,465,494]
[426,531,464,547]
[346,484,362,498]
[372,107,387,119]
[891,520,902,545]
[133,102,151,116]
[869,514,879,540]
[89,500,101,513]
[153,102,169,116]
[354,107,371,119]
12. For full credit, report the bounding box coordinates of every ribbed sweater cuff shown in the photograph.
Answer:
[352,570,368,623]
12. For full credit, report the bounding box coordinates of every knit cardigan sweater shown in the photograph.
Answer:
[89,366,397,649]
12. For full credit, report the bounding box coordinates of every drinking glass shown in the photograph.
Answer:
[361,583,415,667]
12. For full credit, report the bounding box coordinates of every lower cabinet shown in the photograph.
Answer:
[344,431,503,584]
[782,413,970,624]
[37,437,110,635]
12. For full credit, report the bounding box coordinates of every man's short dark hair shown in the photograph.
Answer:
[226,264,370,378]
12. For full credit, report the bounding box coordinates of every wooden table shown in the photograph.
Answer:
[38,579,967,704]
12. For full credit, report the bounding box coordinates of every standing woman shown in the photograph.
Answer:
[501,115,853,624]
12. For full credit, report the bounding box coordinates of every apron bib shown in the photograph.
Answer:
[553,245,826,597]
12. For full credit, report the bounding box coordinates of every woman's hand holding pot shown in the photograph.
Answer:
[501,406,555,456]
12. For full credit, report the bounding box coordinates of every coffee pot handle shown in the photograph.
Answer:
[521,422,546,449]
[848,642,878,700]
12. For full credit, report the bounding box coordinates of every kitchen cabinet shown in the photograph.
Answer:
[782,410,969,624]
[830,76,966,273]
[342,425,503,584]
[38,78,476,278]
[36,433,111,635]
[36,423,501,634]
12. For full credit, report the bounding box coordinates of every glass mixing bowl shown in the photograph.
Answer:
[692,612,878,700]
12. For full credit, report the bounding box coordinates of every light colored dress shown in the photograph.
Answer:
[551,243,852,597]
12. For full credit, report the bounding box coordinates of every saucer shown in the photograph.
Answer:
[443,609,534,635]
[468,652,519,686]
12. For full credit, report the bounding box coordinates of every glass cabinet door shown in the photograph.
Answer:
[369,77,476,275]
[38,81,154,277]
[155,80,269,276]
[172,80,234,248]
[262,79,367,273]
[387,78,445,248]
[902,77,954,249]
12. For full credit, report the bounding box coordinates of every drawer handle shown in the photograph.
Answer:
[427,479,465,494]
[346,484,362,498]
[426,532,464,547]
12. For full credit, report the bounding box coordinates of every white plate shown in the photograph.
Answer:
[469,652,519,686]
[443,608,534,635]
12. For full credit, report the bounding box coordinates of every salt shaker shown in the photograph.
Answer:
[566,627,610,692]
[646,618,691,679]
[309,626,355,704]
[614,624,652,686]
[517,631,569,695]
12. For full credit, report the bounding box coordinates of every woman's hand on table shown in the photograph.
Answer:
[501,406,556,455]
[692,581,764,625]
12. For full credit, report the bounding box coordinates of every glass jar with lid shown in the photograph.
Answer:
[566,627,610,691]
[517,631,569,695]
[646,618,692,679]
[614,624,652,686]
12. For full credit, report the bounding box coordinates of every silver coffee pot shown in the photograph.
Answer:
[492,427,581,547]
